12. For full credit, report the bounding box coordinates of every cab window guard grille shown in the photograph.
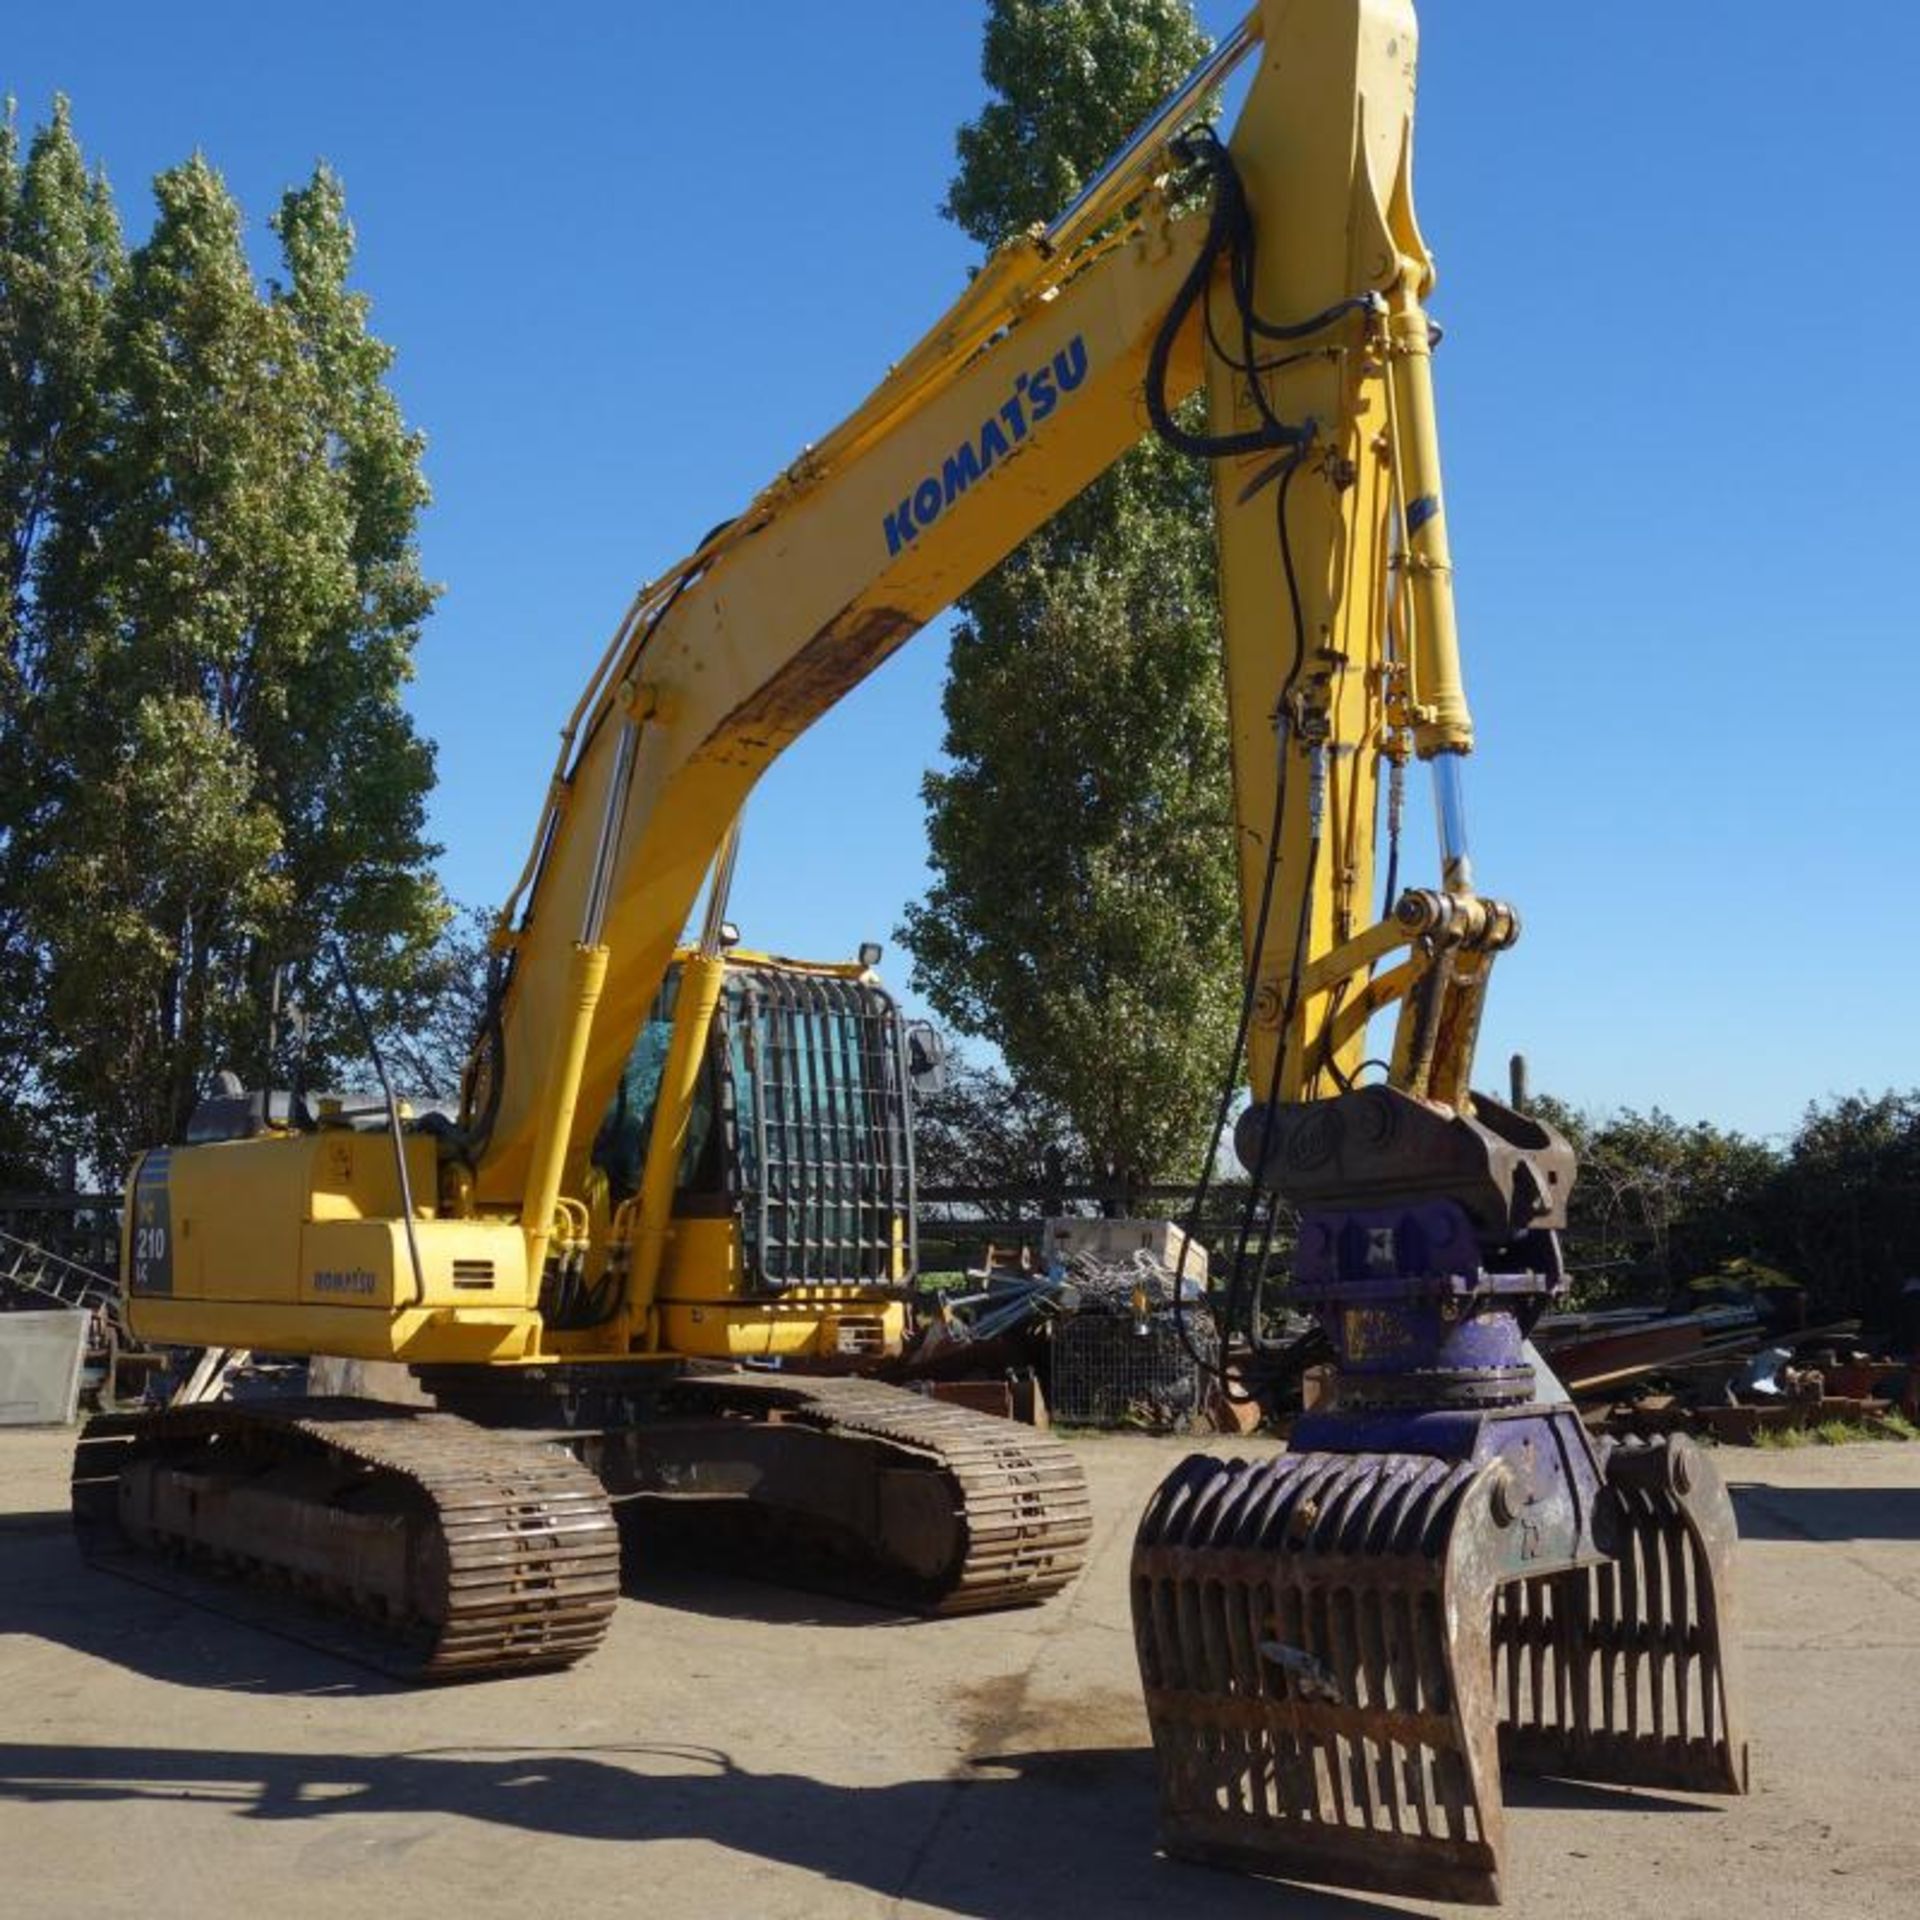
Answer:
[730,969,914,1290]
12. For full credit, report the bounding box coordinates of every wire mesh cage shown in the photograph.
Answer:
[1050,1308,1218,1429]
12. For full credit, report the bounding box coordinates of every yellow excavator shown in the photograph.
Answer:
[74,2,1747,1901]
[80,925,1083,1665]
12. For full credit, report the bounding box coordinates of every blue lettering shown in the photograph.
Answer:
[942,440,982,506]
[880,335,1089,553]
[884,499,916,556]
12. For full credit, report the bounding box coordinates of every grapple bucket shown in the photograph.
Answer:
[1132,1435,1748,1904]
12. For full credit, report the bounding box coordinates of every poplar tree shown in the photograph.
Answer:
[900,0,1239,1200]
[1,103,446,1178]
[0,99,121,1177]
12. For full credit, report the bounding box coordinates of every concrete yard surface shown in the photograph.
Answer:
[1,1425,1916,1918]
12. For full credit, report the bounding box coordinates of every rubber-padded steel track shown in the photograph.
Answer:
[72,1399,619,1681]
[669,1373,1093,1613]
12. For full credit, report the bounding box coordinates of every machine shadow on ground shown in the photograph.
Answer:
[616,1517,927,1629]
[0,1516,1744,1916]
[0,1737,1433,1920]
[0,1519,397,1697]
[1496,1773,1715,1817]
[0,1506,922,1697]
[1727,1481,1920,1542]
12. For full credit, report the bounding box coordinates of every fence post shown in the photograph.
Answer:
[1509,1052,1530,1113]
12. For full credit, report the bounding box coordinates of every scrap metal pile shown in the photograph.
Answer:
[900,1232,1919,1449]
[1536,1301,1919,1442]
[1048,1250,1220,1429]
[895,1228,1232,1432]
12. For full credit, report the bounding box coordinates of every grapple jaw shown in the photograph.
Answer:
[1132,1434,1748,1904]
[1497,1434,1748,1797]
[1134,1449,1513,1903]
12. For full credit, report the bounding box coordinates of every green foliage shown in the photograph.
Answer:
[902,0,1237,1199]
[1533,1097,1783,1306]
[943,0,1208,247]
[1528,1088,1920,1327]
[368,902,495,1103]
[912,1046,1085,1194]
[1771,1090,1920,1323]
[0,101,443,1179]
[0,97,122,1180]
[1691,1256,1799,1294]
[1753,1414,1917,1450]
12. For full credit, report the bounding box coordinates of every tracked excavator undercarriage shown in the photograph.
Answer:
[74,1366,1091,1679]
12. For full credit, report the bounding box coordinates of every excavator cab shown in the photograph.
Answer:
[593,953,917,1292]
[584,950,922,1360]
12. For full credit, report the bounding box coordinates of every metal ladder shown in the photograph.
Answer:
[0,1223,120,1326]
[0,1224,238,1407]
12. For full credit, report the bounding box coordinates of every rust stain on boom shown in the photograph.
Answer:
[716,605,918,755]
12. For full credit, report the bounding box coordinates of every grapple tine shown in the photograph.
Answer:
[1491,1584,1511,1725]
[1498,1437,1749,1796]
[1620,1483,1644,1741]
[1221,1567,1259,1815]
[1564,1567,1591,1745]
[1356,1585,1394,1828]
[1526,1580,1548,1734]
[1594,1550,1619,1738]
[1313,1586,1353,1829]
[1382,1466,1446,1839]
[1646,1479,1669,1747]
[1387,1588,1431,1839]
[1664,1486,1693,1748]
[1273,1578,1319,1817]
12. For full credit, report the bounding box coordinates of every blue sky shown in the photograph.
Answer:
[8,3,1916,1141]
